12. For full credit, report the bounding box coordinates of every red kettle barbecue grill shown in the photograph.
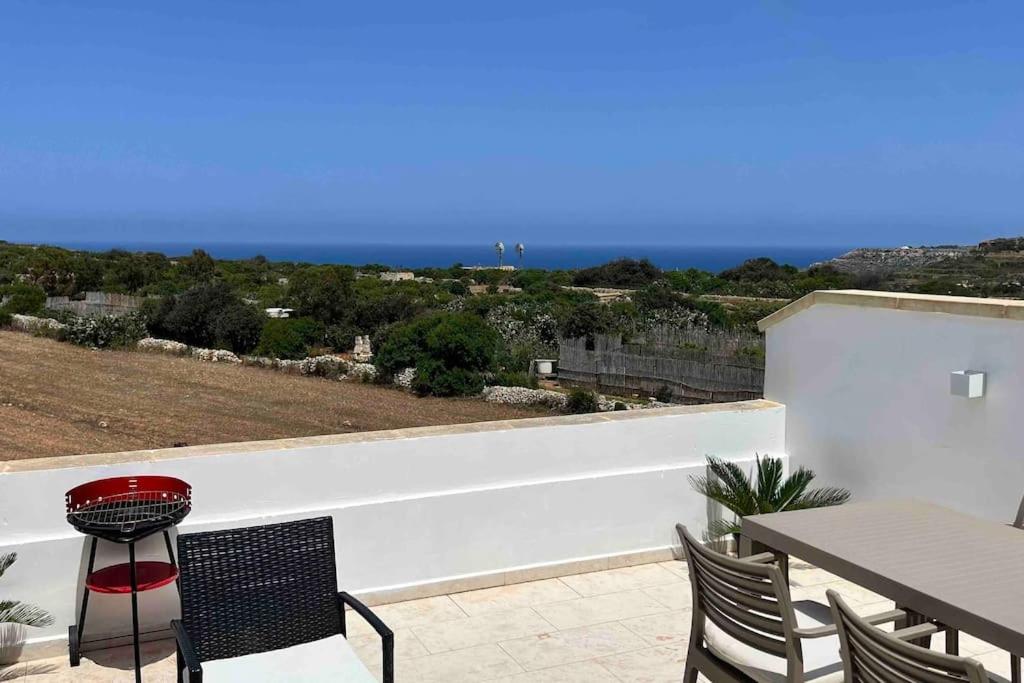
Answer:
[65,476,191,682]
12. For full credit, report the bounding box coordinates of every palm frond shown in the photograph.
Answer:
[790,486,851,510]
[0,600,54,628]
[775,467,816,511]
[0,554,15,578]
[755,456,784,512]
[707,517,742,539]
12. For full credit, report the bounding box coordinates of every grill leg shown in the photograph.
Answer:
[162,530,180,592]
[70,537,98,667]
[128,542,142,683]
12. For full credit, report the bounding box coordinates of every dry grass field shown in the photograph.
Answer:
[0,330,546,460]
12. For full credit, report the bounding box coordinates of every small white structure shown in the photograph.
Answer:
[265,307,294,318]
[380,271,414,282]
[353,335,373,362]
[532,359,557,377]
[950,370,985,398]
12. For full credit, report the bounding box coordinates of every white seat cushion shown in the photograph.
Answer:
[703,600,843,683]
[200,634,376,682]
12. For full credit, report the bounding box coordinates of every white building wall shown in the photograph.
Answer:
[764,301,1024,523]
[0,401,784,653]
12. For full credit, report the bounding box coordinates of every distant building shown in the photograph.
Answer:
[265,307,294,318]
[380,271,415,282]
[277,277,289,286]
[462,265,516,272]
[468,284,522,296]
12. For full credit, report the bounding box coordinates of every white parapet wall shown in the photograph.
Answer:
[0,400,785,658]
[761,290,1024,524]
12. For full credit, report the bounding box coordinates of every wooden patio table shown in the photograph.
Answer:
[741,499,1024,681]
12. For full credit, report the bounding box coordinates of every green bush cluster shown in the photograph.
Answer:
[566,388,600,414]
[63,313,148,349]
[255,317,324,360]
[145,282,264,353]
[0,282,46,315]
[375,312,499,396]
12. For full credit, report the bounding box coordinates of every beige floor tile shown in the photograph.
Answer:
[619,610,692,647]
[596,642,688,683]
[641,581,693,611]
[499,622,647,671]
[347,595,467,637]
[399,643,523,682]
[957,632,1000,656]
[533,590,668,630]
[822,579,887,606]
[787,557,843,586]
[1,662,26,680]
[491,659,619,682]
[971,649,1014,679]
[559,564,681,597]
[349,627,429,668]
[412,608,554,654]
[450,578,580,616]
[657,560,689,580]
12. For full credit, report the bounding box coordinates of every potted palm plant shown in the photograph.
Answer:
[1,553,53,665]
[689,455,850,552]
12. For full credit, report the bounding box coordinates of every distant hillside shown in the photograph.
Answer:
[816,245,970,275]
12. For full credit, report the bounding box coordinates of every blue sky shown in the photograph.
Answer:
[1,1,1022,247]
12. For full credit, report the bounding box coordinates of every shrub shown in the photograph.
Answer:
[324,322,360,352]
[566,388,600,414]
[212,303,264,353]
[147,282,263,353]
[64,313,148,348]
[0,309,11,327]
[287,265,355,325]
[256,317,324,360]
[654,384,674,403]
[489,371,539,389]
[413,359,485,397]
[613,401,628,411]
[375,312,499,396]
[0,282,46,315]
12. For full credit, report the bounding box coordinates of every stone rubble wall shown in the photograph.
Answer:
[10,314,67,336]
[482,385,670,412]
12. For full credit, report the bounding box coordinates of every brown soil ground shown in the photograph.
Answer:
[0,331,547,460]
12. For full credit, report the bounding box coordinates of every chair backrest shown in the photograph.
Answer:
[677,524,804,679]
[177,516,342,662]
[827,589,989,683]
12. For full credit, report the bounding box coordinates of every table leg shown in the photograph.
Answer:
[1012,653,1020,683]
[895,605,932,650]
[945,628,958,656]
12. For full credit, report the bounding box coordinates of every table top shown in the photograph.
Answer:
[742,499,1024,655]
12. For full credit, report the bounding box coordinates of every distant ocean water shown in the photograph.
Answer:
[58,242,850,273]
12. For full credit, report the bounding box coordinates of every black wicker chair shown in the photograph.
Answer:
[171,517,393,682]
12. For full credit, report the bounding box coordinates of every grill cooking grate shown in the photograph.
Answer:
[68,491,189,534]
[66,476,192,542]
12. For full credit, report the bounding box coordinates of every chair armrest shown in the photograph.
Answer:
[339,592,394,683]
[794,608,907,639]
[793,623,839,639]
[892,623,940,641]
[171,619,203,683]
[744,552,777,564]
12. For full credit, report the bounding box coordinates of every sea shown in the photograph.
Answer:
[57,242,850,273]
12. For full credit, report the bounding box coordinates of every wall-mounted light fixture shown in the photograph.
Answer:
[950,370,985,399]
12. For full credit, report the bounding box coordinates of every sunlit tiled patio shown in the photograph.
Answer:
[5,558,1017,682]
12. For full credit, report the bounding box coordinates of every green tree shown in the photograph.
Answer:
[0,282,46,315]
[288,265,355,325]
[256,317,324,359]
[375,312,499,396]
